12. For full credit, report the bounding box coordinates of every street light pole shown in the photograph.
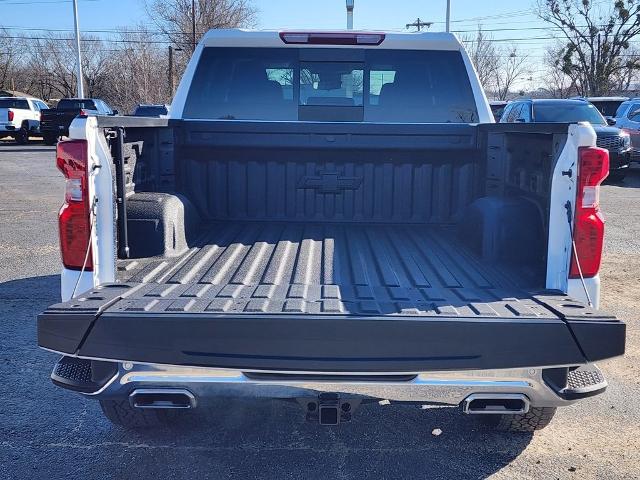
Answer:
[346,0,354,30]
[72,0,84,97]
[446,0,451,33]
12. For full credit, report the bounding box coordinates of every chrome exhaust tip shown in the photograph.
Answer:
[129,388,196,409]
[462,393,530,415]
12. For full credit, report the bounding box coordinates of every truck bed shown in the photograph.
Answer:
[38,222,625,372]
[118,221,539,316]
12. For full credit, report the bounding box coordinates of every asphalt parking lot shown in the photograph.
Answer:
[0,141,639,480]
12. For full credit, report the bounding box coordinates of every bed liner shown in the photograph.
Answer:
[117,221,541,315]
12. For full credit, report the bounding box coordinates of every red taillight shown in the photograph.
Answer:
[279,31,385,45]
[8,110,14,122]
[569,147,609,279]
[79,109,88,117]
[57,139,92,271]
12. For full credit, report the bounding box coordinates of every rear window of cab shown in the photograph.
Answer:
[0,98,30,109]
[183,48,478,123]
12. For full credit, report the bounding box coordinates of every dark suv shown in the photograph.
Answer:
[612,98,640,162]
[501,99,631,181]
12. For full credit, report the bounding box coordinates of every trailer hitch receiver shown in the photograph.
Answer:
[299,393,362,425]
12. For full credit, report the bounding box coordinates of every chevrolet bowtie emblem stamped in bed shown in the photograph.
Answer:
[298,173,363,194]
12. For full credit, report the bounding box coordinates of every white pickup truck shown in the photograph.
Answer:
[0,96,49,144]
[38,30,625,432]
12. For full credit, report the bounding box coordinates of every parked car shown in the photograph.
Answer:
[489,100,508,122]
[612,97,640,162]
[0,96,49,144]
[38,29,624,433]
[132,104,170,118]
[501,98,631,181]
[40,98,117,145]
[584,96,629,118]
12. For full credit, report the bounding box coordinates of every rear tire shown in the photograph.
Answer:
[14,123,29,145]
[99,399,179,428]
[484,407,557,432]
[43,133,58,146]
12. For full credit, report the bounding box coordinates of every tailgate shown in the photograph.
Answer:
[41,110,75,130]
[0,108,12,128]
[38,283,624,372]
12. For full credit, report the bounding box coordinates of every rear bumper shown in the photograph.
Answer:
[0,124,16,134]
[58,360,606,408]
[40,124,68,136]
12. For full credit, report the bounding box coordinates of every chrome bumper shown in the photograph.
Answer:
[89,363,583,408]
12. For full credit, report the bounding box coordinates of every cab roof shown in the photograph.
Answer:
[201,28,464,51]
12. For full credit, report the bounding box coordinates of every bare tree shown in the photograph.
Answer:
[105,27,170,113]
[1,1,259,108]
[8,33,114,105]
[541,44,576,98]
[0,28,24,92]
[145,0,257,52]
[610,46,640,92]
[27,35,77,99]
[463,27,500,92]
[494,48,529,101]
[537,0,640,96]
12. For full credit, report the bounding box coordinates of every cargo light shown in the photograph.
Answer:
[279,31,385,45]
[56,139,92,271]
[569,147,609,279]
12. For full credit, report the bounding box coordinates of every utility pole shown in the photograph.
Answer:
[72,0,84,97]
[168,46,183,98]
[192,0,197,52]
[346,0,354,30]
[168,46,174,98]
[446,0,451,33]
[406,18,432,31]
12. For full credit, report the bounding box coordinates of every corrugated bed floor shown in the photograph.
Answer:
[116,222,545,317]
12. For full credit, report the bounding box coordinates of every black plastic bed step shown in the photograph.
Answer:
[563,365,608,399]
[544,364,608,400]
[51,356,118,393]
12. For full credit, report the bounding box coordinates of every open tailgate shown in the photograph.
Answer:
[38,282,624,372]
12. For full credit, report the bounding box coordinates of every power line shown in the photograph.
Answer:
[1,22,634,40]
[0,33,180,44]
[0,0,99,4]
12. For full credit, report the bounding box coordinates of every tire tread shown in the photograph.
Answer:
[99,399,177,428]
[493,406,557,432]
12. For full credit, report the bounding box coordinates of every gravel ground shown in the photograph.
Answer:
[0,141,638,479]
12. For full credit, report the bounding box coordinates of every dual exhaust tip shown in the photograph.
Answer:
[462,394,530,415]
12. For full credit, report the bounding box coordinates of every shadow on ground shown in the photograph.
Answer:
[0,145,53,152]
[606,166,640,188]
[0,275,533,480]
